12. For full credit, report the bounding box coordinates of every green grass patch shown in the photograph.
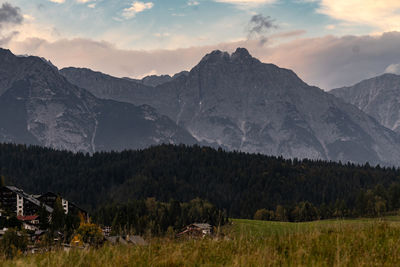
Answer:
[3,217,400,266]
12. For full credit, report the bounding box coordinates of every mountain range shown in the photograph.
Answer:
[1,47,400,165]
[0,48,196,153]
[61,48,400,165]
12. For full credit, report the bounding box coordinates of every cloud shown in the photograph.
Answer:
[6,27,400,90]
[317,0,400,32]
[123,1,154,18]
[48,0,66,3]
[0,30,18,45]
[264,32,400,89]
[188,0,200,6]
[213,0,276,6]
[385,63,400,75]
[247,14,277,45]
[0,2,23,45]
[0,2,23,26]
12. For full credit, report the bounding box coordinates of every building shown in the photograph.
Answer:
[177,223,213,238]
[0,186,53,216]
[0,186,87,221]
[38,192,88,219]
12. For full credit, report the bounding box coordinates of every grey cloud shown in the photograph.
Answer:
[0,2,23,26]
[0,3,23,45]
[0,30,18,45]
[263,32,400,89]
[247,14,277,45]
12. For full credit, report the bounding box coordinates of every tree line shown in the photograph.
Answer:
[93,198,227,235]
[1,143,400,221]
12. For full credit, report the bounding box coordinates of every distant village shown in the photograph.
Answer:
[0,185,214,254]
[0,185,88,226]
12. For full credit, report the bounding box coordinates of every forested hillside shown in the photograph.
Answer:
[1,143,400,220]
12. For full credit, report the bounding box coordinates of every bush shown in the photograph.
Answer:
[76,223,103,246]
[254,209,274,221]
[0,228,28,259]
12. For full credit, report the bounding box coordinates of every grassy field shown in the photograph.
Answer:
[3,217,400,266]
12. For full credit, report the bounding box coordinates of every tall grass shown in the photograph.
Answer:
[2,219,400,266]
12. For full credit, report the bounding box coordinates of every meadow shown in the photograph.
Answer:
[3,217,400,266]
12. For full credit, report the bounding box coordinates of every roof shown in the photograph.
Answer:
[39,191,87,214]
[17,215,39,221]
[5,186,54,213]
[34,230,47,236]
[191,223,212,229]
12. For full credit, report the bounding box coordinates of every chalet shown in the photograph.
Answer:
[0,186,53,216]
[177,223,213,238]
[102,226,112,237]
[17,215,40,231]
[17,215,40,225]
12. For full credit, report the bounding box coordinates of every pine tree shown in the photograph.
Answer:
[50,197,65,232]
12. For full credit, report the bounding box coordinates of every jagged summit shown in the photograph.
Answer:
[199,50,230,64]
[233,47,250,56]
[199,47,259,65]
[231,47,254,61]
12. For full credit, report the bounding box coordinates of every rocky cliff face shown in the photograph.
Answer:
[60,48,400,165]
[0,49,196,153]
[331,74,400,133]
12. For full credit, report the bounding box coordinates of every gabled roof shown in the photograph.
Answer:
[5,186,53,213]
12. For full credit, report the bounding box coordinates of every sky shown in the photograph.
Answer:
[1,0,400,89]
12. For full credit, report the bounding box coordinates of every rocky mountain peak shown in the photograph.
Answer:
[231,47,253,60]
[199,48,259,66]
[199,50,230,64]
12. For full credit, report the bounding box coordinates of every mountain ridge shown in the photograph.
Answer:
[330,73,400,133]
[0,48,196,153]
[60,47,400,165]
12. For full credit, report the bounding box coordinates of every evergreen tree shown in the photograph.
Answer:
[38,204,50,230]
[50,197,65,232]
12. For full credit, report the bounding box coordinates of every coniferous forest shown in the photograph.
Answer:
[1,143,400,222]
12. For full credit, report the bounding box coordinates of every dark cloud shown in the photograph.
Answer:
[247,14,278,46]
[0,3,23,45]
[0,2,23,26]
